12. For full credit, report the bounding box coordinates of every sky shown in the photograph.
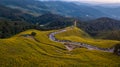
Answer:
[39,0,120,4]
[71,0,120,3]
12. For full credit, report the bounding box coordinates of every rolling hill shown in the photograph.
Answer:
[55,27,120,48]
[0,27,120,67]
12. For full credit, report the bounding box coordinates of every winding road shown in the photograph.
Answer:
[49,28,114,52]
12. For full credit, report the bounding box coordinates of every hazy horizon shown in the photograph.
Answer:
[39,0,120,4]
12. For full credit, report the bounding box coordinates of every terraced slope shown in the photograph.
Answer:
[0,29,120,67]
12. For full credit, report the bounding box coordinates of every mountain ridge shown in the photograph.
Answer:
[0,0,109,21]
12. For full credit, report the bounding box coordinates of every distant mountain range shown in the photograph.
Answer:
[98,3,120,7]
[0,4,75,27]
[2,0,120,20]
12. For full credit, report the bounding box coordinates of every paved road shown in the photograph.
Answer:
[49,29,114,52]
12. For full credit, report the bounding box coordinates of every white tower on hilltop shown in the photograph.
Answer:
[74,20,77,27]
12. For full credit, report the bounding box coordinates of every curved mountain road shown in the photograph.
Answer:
[49,28,114,52]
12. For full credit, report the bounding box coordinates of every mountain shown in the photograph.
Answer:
[0,5,36,23]
[0,0,50,15]
[91,17,120,29]
[0,5,78,38]
[42,1,107,20]
[36,13,75,29]
[83,17,120,35]
[93,6,120,19]
[79,17,120,40]
[0,5,76,27]
[1,0,120,20]
[74,2,120,20]
[98,3,120,7]
[0,0,107,21]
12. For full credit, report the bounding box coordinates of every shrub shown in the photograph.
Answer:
[114,44,120,56]
[31,32,36,36]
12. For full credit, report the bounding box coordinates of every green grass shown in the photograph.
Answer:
[0,28,120,67]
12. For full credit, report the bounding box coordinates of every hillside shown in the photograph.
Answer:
[0,5,36,23]
[96,30,120,41]
[0,4,75,24]
[55,27,120,48]
[36,14,75,29]
[0,28,120,67]
[0,18,35,38]
[79,17,120,40]
[0,5,77,38]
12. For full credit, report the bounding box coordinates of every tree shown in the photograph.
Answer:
[31,32,36,36]
[114,44,120,56]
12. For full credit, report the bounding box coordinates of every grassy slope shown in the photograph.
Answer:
[0,29,120,67]
[55,27,120,48]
